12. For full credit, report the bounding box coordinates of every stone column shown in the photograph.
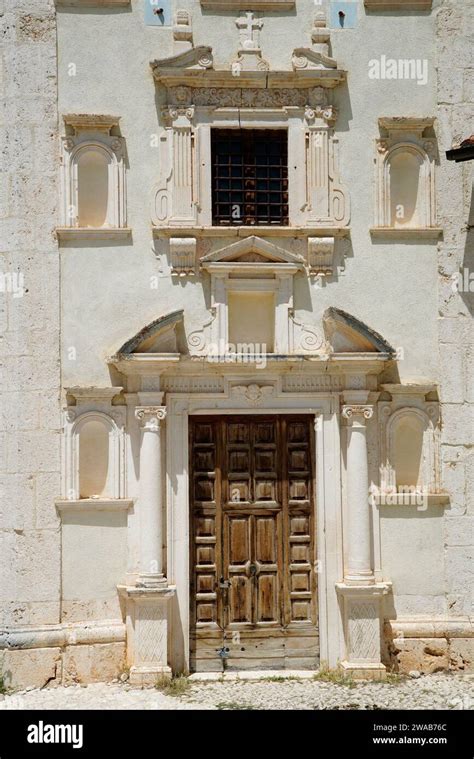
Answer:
[341,399,374,585]
[119,404,175,686]
[135,406,167,587]
[337,392,390,679]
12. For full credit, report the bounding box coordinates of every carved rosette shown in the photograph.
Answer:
[135,406,167,431]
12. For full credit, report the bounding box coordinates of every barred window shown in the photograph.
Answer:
[211,129,289,226]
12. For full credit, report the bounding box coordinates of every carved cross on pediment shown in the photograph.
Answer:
[236,11,263,51]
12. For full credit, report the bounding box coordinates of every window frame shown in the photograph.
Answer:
[211,127,289,227]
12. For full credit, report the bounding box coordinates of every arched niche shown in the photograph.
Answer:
[60,116,127,233]
[76,145,111,227]
[391,412,425,489]
[388,146,424,227]
[385,408,434,493]
[72,143,114,228]
[71,412,120,500]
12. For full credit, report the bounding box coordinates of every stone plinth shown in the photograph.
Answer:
[118,585,175,686]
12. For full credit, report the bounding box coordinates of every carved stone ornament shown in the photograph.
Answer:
[135,407,167,430]
[233,12,269,73]
[231,384,275,406]
[305,104,338,127]
[169,237,197,276]
[174,10,193,43]
[342,405,374,420]
[308,236,335,276]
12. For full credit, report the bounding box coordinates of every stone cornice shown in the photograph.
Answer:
[152,226,350,239]
[62,114,121,133]
[152,68,345,90]
[200,0,295,8]
[110,352,391,377]
[55,498,133,512]
[364,0,431,9]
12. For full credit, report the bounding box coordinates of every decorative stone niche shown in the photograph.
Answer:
[193,235,325,355]
[377,385,446,504]
[58,115,129,239]
[150,11,349,234]
[372,117,440,238]
[62,388,126,501]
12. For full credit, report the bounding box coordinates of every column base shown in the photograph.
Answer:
[336,582,392,677]
[118,584,175,687]
[129,665,172,687]
[339,660,387,681]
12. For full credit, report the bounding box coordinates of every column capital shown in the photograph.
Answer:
[135,406,167,430]
[342,404,374,422]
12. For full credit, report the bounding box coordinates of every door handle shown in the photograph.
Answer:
[219,577,231,590]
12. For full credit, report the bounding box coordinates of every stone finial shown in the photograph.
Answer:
[173,9,193,51]
[311,11,330,55]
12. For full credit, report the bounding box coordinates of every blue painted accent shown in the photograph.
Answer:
[145,0,172,27]
[329,1,358,29]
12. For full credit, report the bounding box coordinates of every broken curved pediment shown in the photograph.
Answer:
[113,309,186,356]
[323,307,395,354]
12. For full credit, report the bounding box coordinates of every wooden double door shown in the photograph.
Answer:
[190,415,319,671]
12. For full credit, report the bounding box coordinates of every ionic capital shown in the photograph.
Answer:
[135,406,167,431]
[342,404,374,422]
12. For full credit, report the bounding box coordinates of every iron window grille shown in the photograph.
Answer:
[211,129,289,226]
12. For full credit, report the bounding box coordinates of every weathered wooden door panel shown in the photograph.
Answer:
[190,415,318,671]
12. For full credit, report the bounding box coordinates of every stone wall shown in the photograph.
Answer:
[0,0,62,687]
[383,0,474,676]
[436,0,474,620]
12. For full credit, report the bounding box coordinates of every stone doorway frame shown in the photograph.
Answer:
[165,388,344,674]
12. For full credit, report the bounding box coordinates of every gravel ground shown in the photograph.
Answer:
[0,673,473,711]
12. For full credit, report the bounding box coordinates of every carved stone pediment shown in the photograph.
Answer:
[323,308,395,354]
[113,310,187,356]
[292,47,337,71]
[201,236,305,268]
[151,46,214,78]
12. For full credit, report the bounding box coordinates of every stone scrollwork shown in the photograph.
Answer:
[342,405,374,421]
[289,310,325,352]
[188,309,217,354]
[135,406,167,430]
